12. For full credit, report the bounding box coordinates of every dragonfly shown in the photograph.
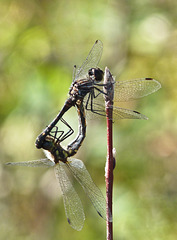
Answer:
[36,40,161,149]
[6,102,110,231]
[70,39,161,120]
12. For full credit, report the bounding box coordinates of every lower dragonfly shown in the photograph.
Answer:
[36,40,161,150]
[6,102,110,231]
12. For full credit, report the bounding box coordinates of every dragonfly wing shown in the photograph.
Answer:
[75,40,103,81]
[114,78,161,102]
[6,159,55,167]
[83,96,148,120]
[113,106,148,120]
[66,158,110,222]
[55,162,85,231]
[83,97,106,117]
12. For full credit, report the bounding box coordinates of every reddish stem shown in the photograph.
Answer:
[106,106,113,240]
[104,67,114,240]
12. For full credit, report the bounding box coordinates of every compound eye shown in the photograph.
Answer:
[42,138,54,150]
[94,68,104,82]
[88,68,94,76]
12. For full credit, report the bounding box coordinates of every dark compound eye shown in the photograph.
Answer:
[88,68,104,82]
[42,139,54,151]
[94,68,104,81]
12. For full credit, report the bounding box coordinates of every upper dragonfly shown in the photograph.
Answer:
[70,39,161,120]
[6,102,110,231]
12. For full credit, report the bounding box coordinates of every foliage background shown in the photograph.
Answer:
[0,0,176,239]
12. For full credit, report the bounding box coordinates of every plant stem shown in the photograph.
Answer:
[104,67,114,240]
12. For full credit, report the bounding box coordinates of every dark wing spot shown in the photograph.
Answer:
[133,110,141,114]
[67,218,71,225]
[97,211,103,218]
[145,78,153,80]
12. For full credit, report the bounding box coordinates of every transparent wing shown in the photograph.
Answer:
[82,78,161,117]
[83,97,148,120]
[6,159,55,167]
[112,106,148,120]
[66,158,110,222]
[114,78,161,102]
[74,40,103,81]
[55,162,85,231]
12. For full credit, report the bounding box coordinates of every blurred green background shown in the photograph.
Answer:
[0,0,176,239]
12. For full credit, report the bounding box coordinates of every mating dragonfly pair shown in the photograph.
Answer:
[7,40,161,231]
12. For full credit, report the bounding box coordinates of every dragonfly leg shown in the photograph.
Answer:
[85,89,106,116]
[57,118,74,143]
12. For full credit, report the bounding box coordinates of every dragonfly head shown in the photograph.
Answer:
[41,136,55,151]
[88,68,104,82]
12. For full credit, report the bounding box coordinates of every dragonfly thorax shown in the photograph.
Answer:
[69,79,93,99]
